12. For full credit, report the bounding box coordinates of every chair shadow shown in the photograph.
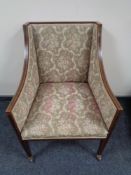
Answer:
[77,140,99,157]
[32,140,98,159]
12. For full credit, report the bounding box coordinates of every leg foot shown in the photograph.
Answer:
[28,156,33,162]
[21,140,32,158]
[96,154,102,161]
[97,138,108,159]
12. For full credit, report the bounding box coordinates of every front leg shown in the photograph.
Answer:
[96,137,109,160]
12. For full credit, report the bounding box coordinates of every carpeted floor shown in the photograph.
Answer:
[0,98,131,175]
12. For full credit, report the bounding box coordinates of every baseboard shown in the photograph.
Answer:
[117,96,131,99]
[0,96,12,101]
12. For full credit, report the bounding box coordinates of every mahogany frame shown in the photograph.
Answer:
[6,21,123,161]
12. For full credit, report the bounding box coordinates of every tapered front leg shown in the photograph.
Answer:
[7,114,33,161]
[20,140,33,161]
[96,110,123,160]
[96,138,109,160]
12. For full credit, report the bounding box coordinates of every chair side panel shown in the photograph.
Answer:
[88,24,117,129]
[11,26,40,131]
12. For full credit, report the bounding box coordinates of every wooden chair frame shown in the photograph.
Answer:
[6,22,123,161]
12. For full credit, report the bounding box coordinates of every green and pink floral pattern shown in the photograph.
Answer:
[11,23,117,139]
[21,83,108,139]
[32,23,93,82]
[12,26,39,131]
[88,25,117,129]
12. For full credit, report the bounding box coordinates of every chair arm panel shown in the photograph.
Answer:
[88,24,123,130]
[6,24,39,131]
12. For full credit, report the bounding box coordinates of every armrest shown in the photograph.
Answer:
[6,24,39,132]
[88,24,123,130]
[99,59,123,112]
[6,59,28,113]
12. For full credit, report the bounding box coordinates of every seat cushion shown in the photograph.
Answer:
[21,83,108,139]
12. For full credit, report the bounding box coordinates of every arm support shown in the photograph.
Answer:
[6,24,39,132]
[88,24,123,130]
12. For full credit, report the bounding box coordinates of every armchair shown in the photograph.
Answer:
[6,22,123,161]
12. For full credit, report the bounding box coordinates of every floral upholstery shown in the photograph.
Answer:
[88,24,117,129]
[10,22,117,139]
[12,26,40,131]
[31,24,93,82]
[21,83,108,139]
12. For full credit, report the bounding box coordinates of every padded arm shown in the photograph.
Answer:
[6,25,39,131]
[88,24,123,130]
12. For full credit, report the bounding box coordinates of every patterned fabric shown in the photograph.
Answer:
[21,83,108,139]
[12,26,40,131]
[31,24,93,82]
[88,24,117,129]
[11,22,117,137]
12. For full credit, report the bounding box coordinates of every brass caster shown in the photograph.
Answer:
[96,154,102,161]
[28,156,33,162]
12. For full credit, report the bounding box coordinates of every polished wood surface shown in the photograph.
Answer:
[97,24,123,111]
[5,22,123,159]
[6,25,29,114]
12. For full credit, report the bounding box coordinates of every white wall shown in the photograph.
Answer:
[0,0,131,96]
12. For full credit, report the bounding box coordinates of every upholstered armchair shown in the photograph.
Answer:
[6,22,123,161]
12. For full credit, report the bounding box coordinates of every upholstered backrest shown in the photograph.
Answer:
[28,23,96,83]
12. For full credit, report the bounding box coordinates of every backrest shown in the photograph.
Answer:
[27,22,98,83]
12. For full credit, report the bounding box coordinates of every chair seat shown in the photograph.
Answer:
[21,83,108,139]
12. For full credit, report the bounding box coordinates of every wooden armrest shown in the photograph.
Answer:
[88,23,123,130]
[97,24,123,113]
[6,25,29,114]
[99,58,123,112]
[6,59,28,113]
[6,24,39,132]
